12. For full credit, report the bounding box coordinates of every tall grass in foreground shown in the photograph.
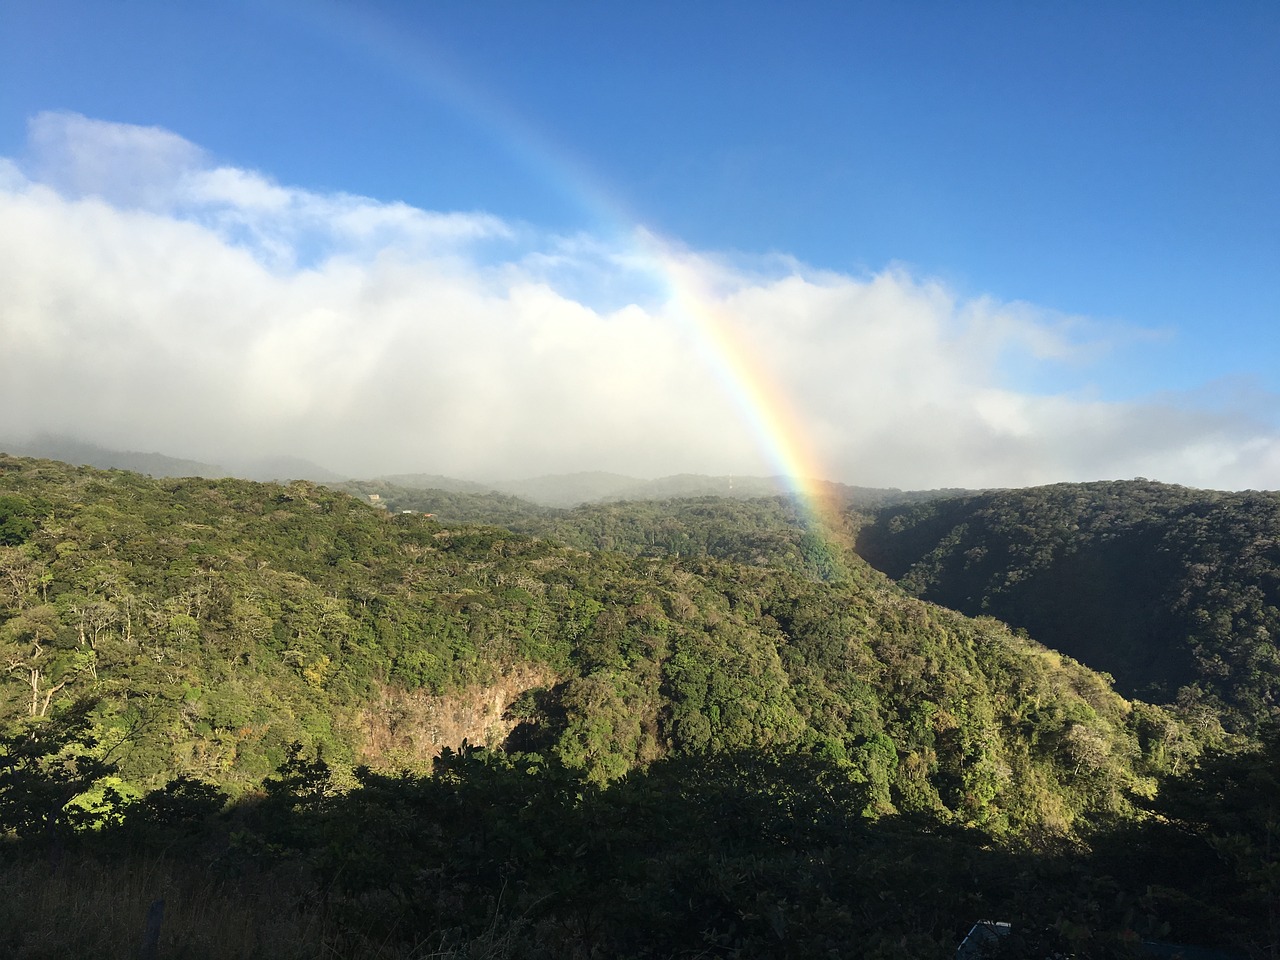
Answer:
[0,851,344,960]
[0,848,528,960]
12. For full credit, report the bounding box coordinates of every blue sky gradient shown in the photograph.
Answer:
[0,1,1276,487]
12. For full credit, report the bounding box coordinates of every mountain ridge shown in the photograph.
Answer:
[0,453,1180,827]
[855,478,1280,732]
[0,434,346,484]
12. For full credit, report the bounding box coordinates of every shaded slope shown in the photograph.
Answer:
[856,480,1280,731]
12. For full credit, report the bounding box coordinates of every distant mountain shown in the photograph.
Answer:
[0,435,225,478]
[489,472,831,506]
[490,471,646,506]
[607,473,785,501]
[484,472,974,510]
[371,473,496,494]
[224,455,346,484]
[0,436,344,484]
[334,478,552,527]
[837,484,979,512]
[0,436,975,510]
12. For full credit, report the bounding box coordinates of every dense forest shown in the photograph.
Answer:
[856,480,1280,734]
[0,457,1274,958]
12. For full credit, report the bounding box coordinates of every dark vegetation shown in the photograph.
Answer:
[0,457,1274,957]
[856,480,1280,733]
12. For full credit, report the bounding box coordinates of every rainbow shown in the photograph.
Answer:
[297,3,850,556]
[639,235,844,531]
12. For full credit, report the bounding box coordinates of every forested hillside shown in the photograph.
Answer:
[339,472,965,513]
[855,480,1280,733]
[3,457,1273,958]
[0,455,1177,821]
[335,480,947,584]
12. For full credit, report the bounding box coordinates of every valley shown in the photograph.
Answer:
[0,453,1274,957]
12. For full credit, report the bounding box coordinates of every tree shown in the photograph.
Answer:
[0,698,117,840]
[1,604,91,717]
[0,495,36,546]
[0,545,43,611]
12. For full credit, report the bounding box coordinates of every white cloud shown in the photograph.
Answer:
[1,112,1277,491]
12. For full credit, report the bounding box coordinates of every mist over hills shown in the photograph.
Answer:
[0,435,227,480]
[484,472,972,510]
[0,435,345,484]
[366,468,972,512]
[1,435,972,510]
[373,470,795,508]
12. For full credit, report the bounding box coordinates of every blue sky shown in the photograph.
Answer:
[0,2,1277,488]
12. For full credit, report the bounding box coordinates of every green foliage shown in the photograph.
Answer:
[1,457,1272,958]
[342,481,861,582]
[858,480,1280,733]
[119,774,227,833]
[0,698,117,840]
[1106,729,1280,954]
[0,495,36,546]
[0,455,1186,837]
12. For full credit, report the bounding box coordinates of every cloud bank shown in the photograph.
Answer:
[1,112,1277,490]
